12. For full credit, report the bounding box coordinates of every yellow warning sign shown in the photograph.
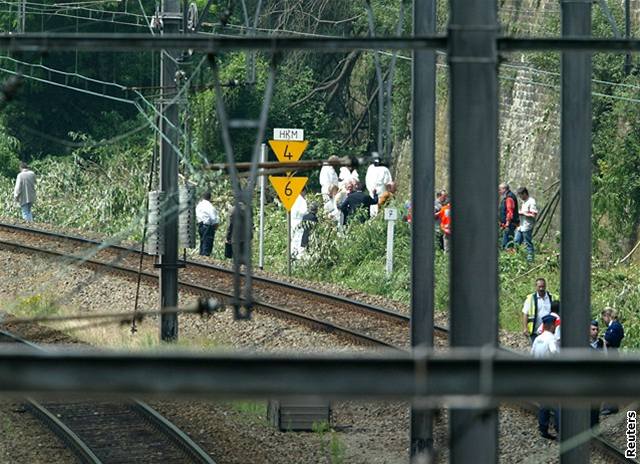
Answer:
[268,140,309,163]
[269,176,308,211]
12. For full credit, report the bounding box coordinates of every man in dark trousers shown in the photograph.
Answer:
[339,182,378,225]
[300,203,319,250]
[499,182,519,249]
[601,307,624,416]
[195,191,219,256]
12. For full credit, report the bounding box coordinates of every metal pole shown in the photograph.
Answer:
[448,1,499,463]
[625,0,632,75]
[411,0,436,459]
[159,0,181,342]
[258,143,266,270]
[287,211,291,276]
[19,0,25,33]
[560,1,592,462]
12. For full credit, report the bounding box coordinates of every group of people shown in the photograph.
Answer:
[523,278,625,439]
[319,154,396,229]
[499,183,538,261]
[430,182,537,257]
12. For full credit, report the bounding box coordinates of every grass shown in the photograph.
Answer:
[313,421,346,464]
[2,150,639,349]
[10,293,60,318]
[231,401,267,417]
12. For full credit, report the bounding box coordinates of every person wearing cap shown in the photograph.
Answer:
[531,314,558,358]
[531,313,559,440]
[522,278,553,343]
[536,300,561,347]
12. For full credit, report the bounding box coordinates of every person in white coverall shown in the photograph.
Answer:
[365,157,392,217]
[319,156,339,202]
[290,191,308,258]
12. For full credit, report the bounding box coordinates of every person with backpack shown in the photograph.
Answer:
[499,182,519,250]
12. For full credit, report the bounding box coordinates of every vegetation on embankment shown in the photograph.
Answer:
[1,149,639,349]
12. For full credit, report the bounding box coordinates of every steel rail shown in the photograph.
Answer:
[0,334,637,462]
[0,222,449,334]
[25,398,103,464]
[0,237,398,349]
[0,329,216,464]
[132,400,216,464]
[0,223,413,324]
[0,329,103,464]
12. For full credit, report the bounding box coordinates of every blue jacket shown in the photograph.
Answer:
[604,320,624,348]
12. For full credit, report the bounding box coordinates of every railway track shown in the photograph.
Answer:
[0,221,446,348]
[0,222,632,462]
[0,328,216,464]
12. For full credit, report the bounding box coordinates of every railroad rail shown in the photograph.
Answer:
[0,328,216,464]
[0,221,447,348]
[0,222,631,462]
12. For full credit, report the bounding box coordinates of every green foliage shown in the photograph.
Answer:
[0,130,152,236]
[13,293,59,318]
[313,421,346,464]
[0,129,20,177]
[231,401,267,418]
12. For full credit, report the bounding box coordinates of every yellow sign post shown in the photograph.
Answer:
[268,176,308,211]
[268,130,309,276]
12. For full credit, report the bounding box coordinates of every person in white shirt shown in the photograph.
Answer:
[536,300,561,347]
[365,156,392,217]
[195,191,219,256]
[531,314,559,440]
[515,187,538,261]
[290,190,308,257]
[14,162,36,222]
[319,156,339,202]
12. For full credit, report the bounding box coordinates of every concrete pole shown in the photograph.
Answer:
[448,1,499,462]
[410,0,436,459]
[159,0,181,342]
[560,1,592,462]
[258,143,266,270]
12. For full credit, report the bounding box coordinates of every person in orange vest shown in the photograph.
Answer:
[435,201,451,252]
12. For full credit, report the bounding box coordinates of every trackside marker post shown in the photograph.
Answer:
[384,208,398,276]
[268,128,308,277]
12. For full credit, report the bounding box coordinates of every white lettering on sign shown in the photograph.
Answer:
[273,128,304,141]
